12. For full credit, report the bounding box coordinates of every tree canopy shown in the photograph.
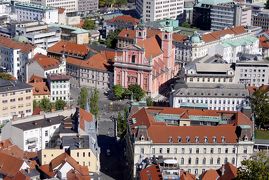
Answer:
[0,72,13,80]
[113,84,125,100]
[83,19,95,30]
[265,0,269,9]
[79,87,88,109]
[40,98,52,112]
[90,88,99,119]
[105,29,120,48]
[146,96,153,106]
[181,22,191,28]
[55,99,66,110]
[250,89,269,128]
[128,84,145,101]
[237,153,269,179]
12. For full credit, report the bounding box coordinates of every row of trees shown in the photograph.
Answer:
[250,89,269,129]
[99,0,127,8]
[117,107,128,137]
[0,72,13,80]
[78,87,99,119]
[113,84,145,101]
[33,98,66,112]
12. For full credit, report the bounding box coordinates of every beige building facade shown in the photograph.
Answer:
[0,79,33,124]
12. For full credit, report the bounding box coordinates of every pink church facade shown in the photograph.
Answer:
[114,27,179,97]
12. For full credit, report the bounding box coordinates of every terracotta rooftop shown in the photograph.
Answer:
[33,54,60,70]
[106,15,139,25]
[118,29,136,39]
[0,35,34,53]
[58,7,65,14]
[219,163,237,180]
[79,108,93,131]
[48,41,90,57]
[201,169,219,180]
[39,153,89,178]
[67,50,115,71]
[259,36,269,49]
[0,152,25,177]
[140,165,162,180]
[29,74,45,83]
[180,171,196,180]
[137,36,163,59]
[202,26,246,43]
[28,82,50,96]
[131,107,252,144]
[173,33,188,42]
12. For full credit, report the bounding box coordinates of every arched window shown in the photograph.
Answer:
[221,136,226,143]
[224,157,228,164]
[178,136,182,143]
[195,136,199,143]
[168,136,173,143]
[203,158,206,165]
[164,34,168,39]
[188,157,192,164]
[213,136,217,143]
[232,158,235,164]
[186,136,190,143]
[181,158,184,165]
[217,158,220,164]
[138,32,142,36]
[195,158,199,165]
[204,136,208,143]
[210,158,213,164]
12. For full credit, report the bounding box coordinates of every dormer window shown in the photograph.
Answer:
[138,32,142,36]
[140,135,145,141]
[204,136,208,143]
[178,136,182,143]
[213,136,217,143]
[243,135,248,141]
[195,136,199,143]
[168,136,173,143]
[186,136,190,143]
[221,136,225,143]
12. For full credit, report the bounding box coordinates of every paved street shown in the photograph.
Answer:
[70,87,130,180]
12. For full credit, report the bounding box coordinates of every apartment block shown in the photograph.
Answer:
[252,9,269,31]
[127,106,254,177]
[136,0,184,22]
[31,0,78,13]
[210,2,251,31]
[13,2,58,24]
[47,74,70,102]
[0,79,33,124]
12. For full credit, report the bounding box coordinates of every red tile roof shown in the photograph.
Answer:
[67,169,91,180]
[259,36,269,49]
[79,108,93,131]
[140,165,162,180]
[33,54,60,70]
[48,41,90,57]
[118,29,136,39]
[201,169,219,180]
[173,33,188,42]
[219,163,237,180]
[39,153,89,178]
[0,152,24,177]
[67,50,116,71]
[29,74,45,83]
[48,73,70,81]
[137,36,163,59]
[131,107,252,144]
[28,82,50,95]
[0,36,35,53]
[180,171,196,180]
[106,15,139,25]
[202,26,246,43]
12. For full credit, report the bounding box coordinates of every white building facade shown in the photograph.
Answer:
[14,2,58,24]
[47,74,70,102]
[171,83,249,111]
[31,0,78,13]
[136,0,184,22]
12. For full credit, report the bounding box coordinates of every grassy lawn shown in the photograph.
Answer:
[255,130,269,139]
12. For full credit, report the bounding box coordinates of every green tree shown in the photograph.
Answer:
[105,29,120,48]
[181,22,191,28]
[40,98,52,112]
[113,84,125,99]
[33,100,39,109]
[250,89,269,129]
[0,72,13,80]
[122,107,128,132]
[128,84,145,101]
[90,88,99,119]
[265,0,269,9]
[99,0,106,7]
[83,18,96,30]
[117,112,123,135]
[237,153,269,179]
[55,99,66,110]
[115,0,127,6]
[79,87,88,109]
[146,96,153,106]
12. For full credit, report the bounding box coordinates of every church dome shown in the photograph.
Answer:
[190,32,201,43]
[14,36,29,43]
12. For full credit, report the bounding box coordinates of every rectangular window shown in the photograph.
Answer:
[225,148,228,153]
[141,148,144,154]
[211,148,214,153]
[83,152,85,157]
[152,148,155,154]
[167,148,170,154]
[131,55,135,63]
[45,130,48,136]
[159,148,162,153]
[218,148,221,153]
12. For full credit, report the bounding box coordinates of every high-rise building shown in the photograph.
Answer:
[31,0,78,13]
[252,9,269,31]
[136,0,184,22]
